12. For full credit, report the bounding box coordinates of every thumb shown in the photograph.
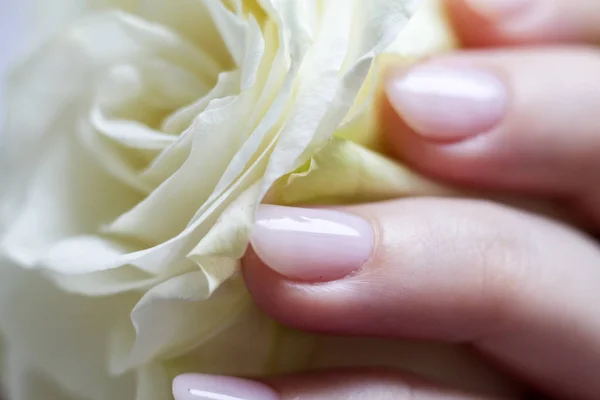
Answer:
[172,370,504,400]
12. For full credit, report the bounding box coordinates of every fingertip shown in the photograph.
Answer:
[445,0,507,47]
[445,0,550,47]
[248,205,374,283]
[241,246,320,330]
[241,246,288,315]
[242,231,371,334]
[380,60,510,188]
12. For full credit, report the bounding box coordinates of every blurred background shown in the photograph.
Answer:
[0,1,20,397]
[0,0,23,129]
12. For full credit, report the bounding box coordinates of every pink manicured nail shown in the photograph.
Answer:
[251,205,374,281]
[386,65,507,141]
[173,374,279,400]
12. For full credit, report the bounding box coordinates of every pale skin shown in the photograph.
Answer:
[173,0,600,398]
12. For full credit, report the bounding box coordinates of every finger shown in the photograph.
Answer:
[382,47,600,224]
[243,201,600,400]
[445,0,600,46]
[172,370,501,400]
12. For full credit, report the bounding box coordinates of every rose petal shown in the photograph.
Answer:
[386,0,457,56]
[258,0,412,200]
[1,133,140,267]
[0,258,136,400]
[106,15,267,244]
[135,0,235,68]
[110,272,247,373]
[135,363,171,400]
[267,138,454,205]
[162,303,286,376]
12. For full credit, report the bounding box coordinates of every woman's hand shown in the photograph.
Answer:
[173,0,600,398]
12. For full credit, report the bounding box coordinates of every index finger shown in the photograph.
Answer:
[243,200,600,400]
[446,0,600,46]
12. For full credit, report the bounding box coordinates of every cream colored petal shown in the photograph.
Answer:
[114,0,313,267]
[202,0,247,67]
[162,302,280,376]
[0,42,96,231]
[267,138,455,205]
[23,193,224,281]
[96,58,210,121]
[37,235,191,295]
[189,184,259,261]
[110,70,238,192]
[185,134,282,274]
[245,21,284,128]
[106,16,266,244]
[143,69,242,188]
[192,257,241,295]
[107,185,287,370]
[184,0,326,240]
[78,119,156,194]
[135,363,171,400]
[35,232,203,298]
[135,0,234,68]
[386,0,458,57]
[259,0,412,200]
[66,12,225,189]
[67,12,221,82]
[19,0,136,64]
[147,70,242,189]
[107,95,252,244]
[194,34,292,218]
[1,133,141,268]
[341,0,414,71]
[160,70,240,135]
[188,185,264,289]
[2,355,79,400]
[1,9,223,218]
[239,17,268,91]
[0,259,136,400]
[40,235,144,276]
[110,273,247,373]
[91,109,176,151]
[53,267,164,296]
[260,0,315,60]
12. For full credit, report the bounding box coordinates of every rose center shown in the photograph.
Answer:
[85,7,248,176]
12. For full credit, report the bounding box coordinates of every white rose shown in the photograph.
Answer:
[0,1,517,399]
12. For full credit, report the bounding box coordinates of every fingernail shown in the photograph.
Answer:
[173,374,279,400]
[386,65,507,141]
[465,0,534,19]
[251,205,374,282]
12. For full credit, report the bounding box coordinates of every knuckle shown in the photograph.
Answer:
[424,200,540,332]
[466,203,539,331]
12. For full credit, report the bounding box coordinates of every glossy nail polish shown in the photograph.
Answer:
[386,65,507,141]
[251,205,374,281]
[173,374,279,400]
